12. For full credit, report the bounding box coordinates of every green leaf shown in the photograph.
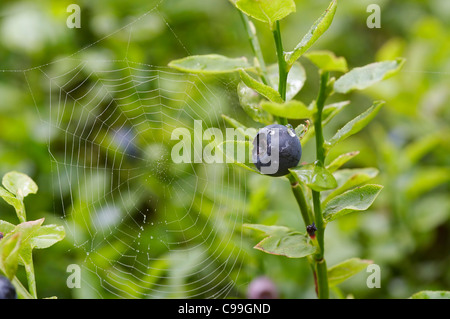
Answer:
[12,276,33,299]
[323,184,383,223]
[285,0,338,66]
[2,171,38,201]
[243,224,316,258]
[261,100,313,119]
[410,291,450,299]
[0,233,22,280]
[334,58,405,94]
[2,218,64,298]
[305,50,348,72]
[267,62,306,100]
[168,54,254,74]
[295,123,310,140]
[321,101,351,125]
[221,114,257,140]
[328,258,373,287]
[0,186,26,222]
[0,186,21,208]
[235,0,296,29]
[290,164,337,191]
[326,101,385,151]
[10,219,45,255]
[239,69,284,103]
[5,219,43,297]
[30,225,66,249]
[217,140,259,173]
[237,82,273,124]
[0,220,15,234]
[326,151,360,173]
[405,167,450,200]
[323,168,379,205]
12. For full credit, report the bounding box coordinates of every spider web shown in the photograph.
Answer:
[14,4,250,299]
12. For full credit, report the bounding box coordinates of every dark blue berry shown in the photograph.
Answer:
[252,124,302,176]
[0,276,17,299]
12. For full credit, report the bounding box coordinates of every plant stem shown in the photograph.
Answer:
[287,173,313,226]
[314,71,329,166]
[12,276,34,299]
[16,201,27,223]
[315,258,329,298]
[272,21,288,125]
[312,71,330,299]
[24,256,37,298]
[239,11,269,85]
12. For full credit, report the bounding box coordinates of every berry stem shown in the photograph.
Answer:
[16,201,27,224]
[312,71,331,299]
[287,173,313,226]
[314,71,329,165]
[273,21,288,125]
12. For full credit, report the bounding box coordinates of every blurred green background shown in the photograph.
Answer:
[0,0,449,299]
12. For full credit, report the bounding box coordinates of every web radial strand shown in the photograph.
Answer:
[31,59,248,298]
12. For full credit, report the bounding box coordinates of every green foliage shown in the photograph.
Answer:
[410,291,450,299]
[0,232,21,280]
[325,101,385,152]
[334,59,405,94]
[328,258,373,287]
[0,172,65,298]
[322,185,383,223]
[239,69,283,103]
[237,82,274,124]
[0,171,38,223]
[243,224,316,258]
[235,0,296,29]
[169,0,402,299]
[323,168,379,205]
[0,0,447,300]
[267,62,306,100]
[326,151,359,173]
[290,164,337,192]
[305,50,348,73]
[2,172,38,201]
[168,54,254,74]
[285,0,338,67]
[261,100,312,119]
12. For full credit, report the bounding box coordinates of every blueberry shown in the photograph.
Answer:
[247,276,279,299]
[252,124,302,176]
[0,276,17,299]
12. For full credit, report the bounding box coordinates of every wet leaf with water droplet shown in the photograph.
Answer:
[260,100,313,119]
[328,258,373,287]
[243,224,316,258]
[285,0,338,66]
[289,163,337,191]
[322,168,379,205]
[267,62,306,100]
[334,58,405,94]
[168,54,254,74]
[235,0,296,29]
[322,184,383,223]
